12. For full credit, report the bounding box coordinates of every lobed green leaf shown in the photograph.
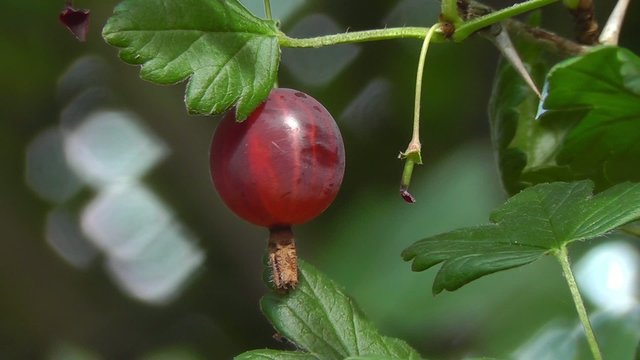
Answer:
[344,357,416,360]
[490,44,640,194]
[235,350,319,360]
[539,46,640,189]
[257,260,422,360]
[102,0,279,120]
[403,181,640,293]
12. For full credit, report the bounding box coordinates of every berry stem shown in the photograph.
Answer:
[398,25,437,203]
[555,245,603,360]
[268,226,298,292]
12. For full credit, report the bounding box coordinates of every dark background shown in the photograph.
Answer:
[2,0,639,359]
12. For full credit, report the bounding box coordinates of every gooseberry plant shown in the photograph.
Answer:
[101,0,640,358]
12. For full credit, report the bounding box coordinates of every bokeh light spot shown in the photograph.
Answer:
[282,14,360,86]
[64,110,168,188]
[105,222,204,305]
[340,77,392,137]
[25,127,83,203]
[81,183,172,259]
[46,207,98,269]
[575,241,639,312]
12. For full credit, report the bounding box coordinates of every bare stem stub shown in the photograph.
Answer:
[268,226,298,292]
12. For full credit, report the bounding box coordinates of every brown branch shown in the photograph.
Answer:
[569,0,599,45]
[506,21,588,56]
[463,0,587,57]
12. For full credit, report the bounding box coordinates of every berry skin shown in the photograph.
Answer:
[209,88,345,290]
[210,88,345,229]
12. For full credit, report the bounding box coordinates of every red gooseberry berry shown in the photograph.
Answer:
[210,88,345,290]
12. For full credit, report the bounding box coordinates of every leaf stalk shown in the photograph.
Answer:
[264,0,278,88]
[556,245,603,360]
[278,27,439,48]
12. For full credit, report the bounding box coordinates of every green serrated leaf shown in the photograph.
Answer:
[539,46,640,189]
[235,349,320,360]
[345,356,412,360]
[488,30,573,195]
[402,180,640,294]
[102,0,279,120]
[260,260,422,360]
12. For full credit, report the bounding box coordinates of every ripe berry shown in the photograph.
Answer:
[210,88,345,290]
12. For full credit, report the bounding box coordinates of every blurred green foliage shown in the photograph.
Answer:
[2,0,639,359]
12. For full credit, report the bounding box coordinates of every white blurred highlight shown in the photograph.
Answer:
[46,208,98,268]
[106,222,204,305]
[81,183,172,259]
[575,241,639,312]
[80,183,205,304]
[64,110,168,188]
[24,55,206,305]
[25,128,82,203]
[282,14,360,86]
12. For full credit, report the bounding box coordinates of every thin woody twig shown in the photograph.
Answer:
[569,0,599,44]
[505,21,588,56]
[464,0,587,56]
